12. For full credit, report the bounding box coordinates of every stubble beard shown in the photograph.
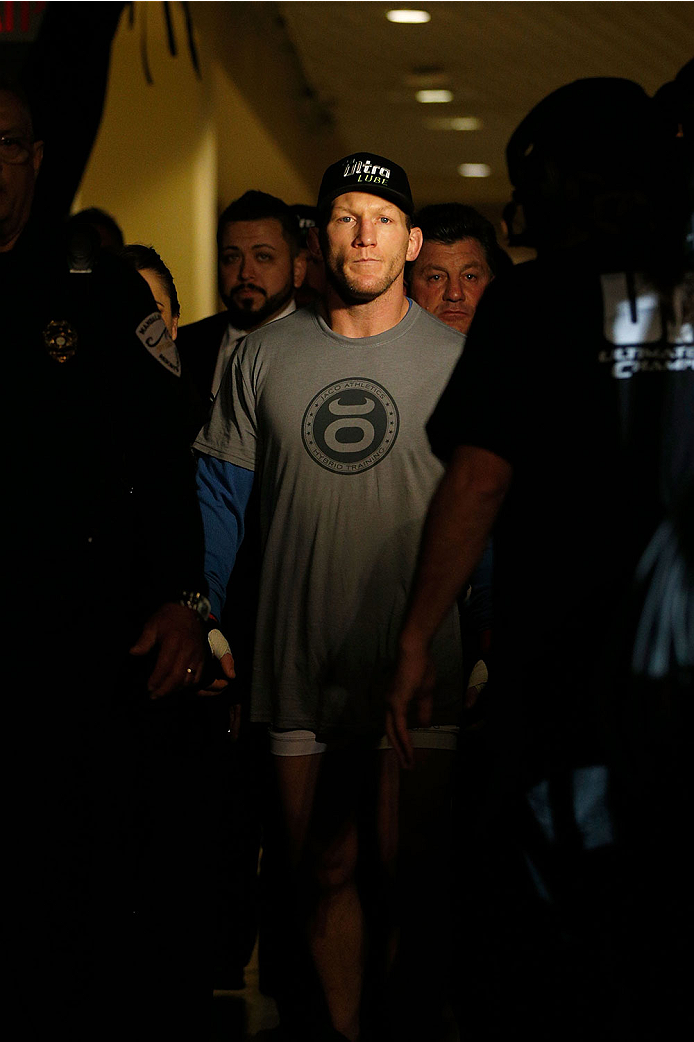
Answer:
[325,257,404,306]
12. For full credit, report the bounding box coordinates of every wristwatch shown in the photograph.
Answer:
[179,591,211,622]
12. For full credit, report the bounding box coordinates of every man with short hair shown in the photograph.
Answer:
[177,189,307,410]
[407,202,504,336]
[194,153,466,1040]
[179,188,308,991]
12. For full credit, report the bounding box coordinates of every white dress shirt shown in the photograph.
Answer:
[211,299,297,397]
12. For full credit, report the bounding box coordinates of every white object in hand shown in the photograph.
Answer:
[208,628,232,661]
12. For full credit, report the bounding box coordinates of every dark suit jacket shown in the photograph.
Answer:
[177,311,230,434]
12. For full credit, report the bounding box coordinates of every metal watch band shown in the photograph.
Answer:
[179,591,211,621]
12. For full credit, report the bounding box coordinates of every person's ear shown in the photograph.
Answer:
[32,139,44,177]
[293,248,308,290]
[406,225,423,262]
[171,313,179,340]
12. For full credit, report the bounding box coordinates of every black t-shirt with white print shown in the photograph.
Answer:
[427,248,694,772]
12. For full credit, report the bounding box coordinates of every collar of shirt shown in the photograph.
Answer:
[211,299,297,398]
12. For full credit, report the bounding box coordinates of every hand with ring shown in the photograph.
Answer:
[129,602,207,698]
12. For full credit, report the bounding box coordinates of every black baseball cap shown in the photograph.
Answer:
[317,152,414,216]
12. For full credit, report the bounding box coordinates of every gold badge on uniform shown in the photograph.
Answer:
[43,319,78,363]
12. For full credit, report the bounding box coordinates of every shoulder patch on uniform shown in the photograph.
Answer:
[136,311,181,376]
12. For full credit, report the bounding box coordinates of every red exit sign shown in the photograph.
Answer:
[0,1,46,38]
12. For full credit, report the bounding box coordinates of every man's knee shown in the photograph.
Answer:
[312,829,359,896]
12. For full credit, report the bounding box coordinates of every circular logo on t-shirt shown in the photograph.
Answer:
[302,378,399,474]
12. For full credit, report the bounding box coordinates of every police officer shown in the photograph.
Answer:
[2,80,224,1041]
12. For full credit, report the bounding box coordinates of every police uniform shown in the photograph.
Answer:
[3,219,215,1040]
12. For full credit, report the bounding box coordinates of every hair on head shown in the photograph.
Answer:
[71,207,124,251]
[120,243,180,317]
[217,190,301,256]
[412,203,503,276]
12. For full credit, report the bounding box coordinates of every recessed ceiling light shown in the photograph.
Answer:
[416,89,453,104]
[458,163,491,178]
[387,10,431,23]
[426,116,482,131]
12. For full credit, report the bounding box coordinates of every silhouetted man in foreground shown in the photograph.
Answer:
[388,76,693,1040]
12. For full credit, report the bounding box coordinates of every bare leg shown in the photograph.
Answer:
[376,749,401,970]
[376,746,458,1040]
[274,751,322,869]
[274,749,369,1042]
[310,816,363,1040]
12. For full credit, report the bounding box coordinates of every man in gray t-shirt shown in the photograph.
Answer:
[195,301,463,735]
[195,152,464,1041]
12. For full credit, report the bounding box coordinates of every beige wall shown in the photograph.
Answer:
[75,2,345,323]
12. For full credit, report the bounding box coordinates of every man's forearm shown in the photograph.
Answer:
[400,444,511,653]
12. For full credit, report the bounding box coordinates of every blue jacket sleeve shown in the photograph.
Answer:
[196,454,254,619]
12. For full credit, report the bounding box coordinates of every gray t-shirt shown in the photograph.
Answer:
[194,302,465,735]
